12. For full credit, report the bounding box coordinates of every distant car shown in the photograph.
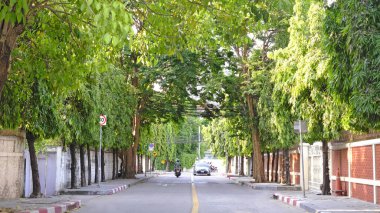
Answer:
[193,162,211,176]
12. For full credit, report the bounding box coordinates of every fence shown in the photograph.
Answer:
[24,146,117,197]
[331,138,380,204]
[0,131,25,199]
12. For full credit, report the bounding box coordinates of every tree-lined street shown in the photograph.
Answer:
[76,173,303,213]
[0,0,379,211]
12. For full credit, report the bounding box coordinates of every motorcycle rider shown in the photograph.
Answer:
[174,159,182,172]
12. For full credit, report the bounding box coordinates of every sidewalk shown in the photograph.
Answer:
[274,191,380,213]
[0,174,153,213]
[228,175,301,191]
[61,174,152,195]
[229,175,380,212]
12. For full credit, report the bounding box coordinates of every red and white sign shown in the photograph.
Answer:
[99,115,107,126]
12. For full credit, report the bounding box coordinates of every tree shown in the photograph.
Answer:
[272,0,345,194]
[0,0,132,96]
[325,0,380,131]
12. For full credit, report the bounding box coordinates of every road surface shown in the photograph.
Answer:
[76,172,304,213]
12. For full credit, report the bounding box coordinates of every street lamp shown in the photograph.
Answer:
[294,120,307,198]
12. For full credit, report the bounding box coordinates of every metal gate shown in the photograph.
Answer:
[308,142,323,192]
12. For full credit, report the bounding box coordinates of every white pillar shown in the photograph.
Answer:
[373,144,376,204]
[302,143,310,191]
[348,143,352,197]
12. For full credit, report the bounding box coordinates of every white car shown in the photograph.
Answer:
[193,162,211,176]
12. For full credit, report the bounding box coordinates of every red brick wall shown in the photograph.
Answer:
[290,153,300,172]
[351,183,373,203]
[332,150,341,176]
[290,153,300,185]
[333,143,379,204]
[263,153,284,183]
[376,145,380,180]
[341,149,348,177]
[332,149,348,177]
[294,175,300,185]
[377,186,380,204]
[351,146,373,179]
[331,180,348,192]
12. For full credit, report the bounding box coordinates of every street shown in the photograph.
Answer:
[75,172,304,213]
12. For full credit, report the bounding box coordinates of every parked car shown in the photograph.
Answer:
[193,162,211,176]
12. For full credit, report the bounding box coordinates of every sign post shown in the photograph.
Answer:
[148,143,154,176]
[98,115,107,187]
[294,120,307,198]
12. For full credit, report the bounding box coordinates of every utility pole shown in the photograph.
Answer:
[299,119,306,198]
[198,126,201,160]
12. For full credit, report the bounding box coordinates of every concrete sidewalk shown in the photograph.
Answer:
[0,174,153,213]
[61,174,152,195]
[229,175,380,212]
[228,175,301,191]
[274,191,380,213]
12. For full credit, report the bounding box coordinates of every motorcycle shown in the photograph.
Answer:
[174,168,181,178]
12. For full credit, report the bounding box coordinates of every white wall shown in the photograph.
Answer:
[0,134,25,199]
[24,146,119,197]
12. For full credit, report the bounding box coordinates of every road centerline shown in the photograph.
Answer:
[191,174,199,213]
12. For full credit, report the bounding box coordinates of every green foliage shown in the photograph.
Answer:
[325,0,380,131]
[271,0,343,143]
[141,116,201,169]
[180,153,197,169]
[202,117,250,157]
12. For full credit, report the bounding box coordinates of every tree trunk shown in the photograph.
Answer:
[235,156,239,175]
[227,156,232,173]
[262,152,264,173]
[280,149,285,184]
[125,146,135,178]
[95,147,99,184]
[122,152,126,177]
[127,54,144,178]
[138,154,143,173]
[239,155,244,176]
[101,148,105,182]
[112,149,116,180]
[70,141,77,189]
[80,144,86,187]
[0,23,24,97]
[251,153,254,177]
[131,112,142,176]
[275,149,279,182]
[121,149,127,178]
[145,155,149,173]
[285,148,290,185]
[166,158,170,172]
[271,150,276,182]
[246,94,265,183]
[115,148,119,178]
[26,130,41,198]
[87,144,91,185]
[152,157,156,171]
[266,151,270,181]
[322,140,331,195]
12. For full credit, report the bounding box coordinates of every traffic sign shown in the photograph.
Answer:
[148,143,154,151]
[99,115,107,126]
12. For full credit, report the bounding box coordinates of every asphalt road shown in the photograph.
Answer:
[76,172,304,213]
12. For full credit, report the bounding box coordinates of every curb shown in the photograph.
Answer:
[107,176,151,195]
[273,193,305,208]
[230,178,301,191]
[107,184,128,195]
[17,200,81,213]
[62,176,152,196]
